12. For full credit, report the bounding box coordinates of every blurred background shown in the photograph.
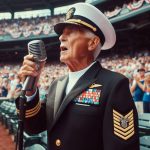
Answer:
[0,0,149,149]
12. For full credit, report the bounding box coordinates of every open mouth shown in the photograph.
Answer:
[60,46,68,51]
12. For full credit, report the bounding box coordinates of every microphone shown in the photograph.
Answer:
[22,40,47,91]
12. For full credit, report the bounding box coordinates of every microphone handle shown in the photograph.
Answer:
[22,58,40,91]
[22,76,36,91]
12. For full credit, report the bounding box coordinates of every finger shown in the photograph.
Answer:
[20,70,39,77]
[18,66,39,80]
[21,65,37,72]
[18,75,25,82]
[24,54,34,61]
[20,64,39,75]
[18,70,26,82]
[23,59,37,69]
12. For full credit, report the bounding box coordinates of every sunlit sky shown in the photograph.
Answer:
[0,0,96,20]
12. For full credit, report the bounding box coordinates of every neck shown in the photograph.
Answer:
[66,57,94,72]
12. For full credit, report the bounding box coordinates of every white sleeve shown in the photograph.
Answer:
[26,88,37,102]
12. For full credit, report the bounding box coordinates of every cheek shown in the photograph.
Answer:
[75,40,88,50]
[70,38,89,57]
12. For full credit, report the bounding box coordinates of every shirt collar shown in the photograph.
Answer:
[68,61,96,81]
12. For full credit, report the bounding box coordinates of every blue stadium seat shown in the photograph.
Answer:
[140,146,150,150]
[24,134,47,150]
[140,136,150,148]
[25,144,47,150]
[138,113,150,136]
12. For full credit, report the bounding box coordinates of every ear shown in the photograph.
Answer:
[88,36,100,52]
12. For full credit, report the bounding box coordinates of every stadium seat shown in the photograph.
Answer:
[24,134,47,150]
[0,101,13,124]
[24,144,47,150]
[138,113,150,136]
[140,136,150,148]
[39,131,47,144]
[7,114,18,134]
[140,146,150,150]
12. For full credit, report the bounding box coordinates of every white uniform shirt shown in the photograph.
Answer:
[66,62,96,95]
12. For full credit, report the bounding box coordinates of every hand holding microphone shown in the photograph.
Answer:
[18,40,47,96]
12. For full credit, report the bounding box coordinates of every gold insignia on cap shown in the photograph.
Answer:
[66,19,97,32]
[66,7,76,20]
[89,83,102,88]
[113,109,134,140]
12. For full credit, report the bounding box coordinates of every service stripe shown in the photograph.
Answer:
[113,113,121,120]
[125,110,133,118]
[113,116,121,122]
[17,101,40,114]
[25,103,41,115]
[113,109,123,117]
[113,120,120,126]
[114,123,134,132]
[25,104,41,118]
[114,126,134,136]
[114,131,135,140]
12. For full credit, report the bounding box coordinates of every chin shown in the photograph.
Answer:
[60,57,70,65]
[60,57,66,63]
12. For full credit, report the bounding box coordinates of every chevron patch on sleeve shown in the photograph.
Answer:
[113,109,135,140]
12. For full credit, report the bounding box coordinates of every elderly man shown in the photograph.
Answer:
[16,3,139,150]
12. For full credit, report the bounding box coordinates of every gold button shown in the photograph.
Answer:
[56,139,61,147]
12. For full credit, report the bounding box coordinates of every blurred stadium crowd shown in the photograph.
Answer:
[0,0,149,39]
[0,50,149,113]
[0,15,65,39]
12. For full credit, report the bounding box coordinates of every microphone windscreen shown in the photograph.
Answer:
[28,40,47,62]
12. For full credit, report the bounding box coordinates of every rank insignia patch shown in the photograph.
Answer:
[113,109,134,140]
[73,88,101,105]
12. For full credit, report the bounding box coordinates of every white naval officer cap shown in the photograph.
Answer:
[54,2,116,52]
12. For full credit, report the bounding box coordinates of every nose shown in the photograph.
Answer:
[59,32,67,42]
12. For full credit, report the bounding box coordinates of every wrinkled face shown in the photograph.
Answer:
[59,25,92,64]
